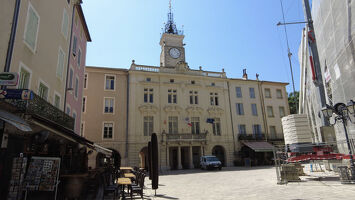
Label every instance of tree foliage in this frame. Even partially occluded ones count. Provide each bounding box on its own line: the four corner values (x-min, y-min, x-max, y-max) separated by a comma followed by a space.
288, 91, 299, 114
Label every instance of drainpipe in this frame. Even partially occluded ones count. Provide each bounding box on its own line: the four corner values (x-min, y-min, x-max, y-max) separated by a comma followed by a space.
258, 81, 268, 140
64, 2, 79, 112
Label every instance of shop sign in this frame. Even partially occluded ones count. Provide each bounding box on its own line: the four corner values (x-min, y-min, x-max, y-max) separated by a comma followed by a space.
0, 89, 33, 100
0, 72, 18, 86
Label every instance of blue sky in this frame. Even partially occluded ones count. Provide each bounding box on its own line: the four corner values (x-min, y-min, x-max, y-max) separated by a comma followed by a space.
82, 0, 306, 93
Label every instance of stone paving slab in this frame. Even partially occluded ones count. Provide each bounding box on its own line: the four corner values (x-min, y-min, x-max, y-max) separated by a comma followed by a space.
139, 166, 355, 200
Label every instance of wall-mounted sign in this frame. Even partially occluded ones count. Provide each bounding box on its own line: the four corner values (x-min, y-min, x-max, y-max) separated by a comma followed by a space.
0, 89, 33, 100
0, 72, 18, 86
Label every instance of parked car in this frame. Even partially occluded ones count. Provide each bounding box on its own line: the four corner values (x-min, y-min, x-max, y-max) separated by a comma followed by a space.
200, 155, 222, 170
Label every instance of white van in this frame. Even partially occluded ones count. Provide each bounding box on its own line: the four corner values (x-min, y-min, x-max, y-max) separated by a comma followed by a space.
200, 155, 222, 170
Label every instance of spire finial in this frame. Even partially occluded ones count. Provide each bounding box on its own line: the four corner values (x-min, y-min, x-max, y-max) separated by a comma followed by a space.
163, 0, 181, 35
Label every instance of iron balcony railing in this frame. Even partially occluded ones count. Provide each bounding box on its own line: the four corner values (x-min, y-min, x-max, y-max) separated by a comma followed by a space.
4, 91, 74, 130
166, 133, 207, 141
238, 133, 266, 141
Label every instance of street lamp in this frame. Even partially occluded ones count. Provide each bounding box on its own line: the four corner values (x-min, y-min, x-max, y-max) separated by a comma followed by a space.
322, 101, 355, 182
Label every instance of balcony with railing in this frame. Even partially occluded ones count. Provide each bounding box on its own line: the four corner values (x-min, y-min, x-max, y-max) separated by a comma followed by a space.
238, 133, 266, 141
3, 91, 74, 130
164, 132, 207, 142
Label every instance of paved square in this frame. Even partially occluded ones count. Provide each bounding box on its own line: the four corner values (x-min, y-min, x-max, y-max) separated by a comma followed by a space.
142, 166, 355, 200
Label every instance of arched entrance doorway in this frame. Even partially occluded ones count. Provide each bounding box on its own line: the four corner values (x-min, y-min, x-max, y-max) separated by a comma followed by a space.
108, 148, 121, 168
139, 147, 149, 169
212, 145, 226, 166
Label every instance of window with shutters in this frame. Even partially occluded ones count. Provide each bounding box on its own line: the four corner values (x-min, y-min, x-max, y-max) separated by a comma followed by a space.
54, 93, 60, 108
105, 75, 115, 90
104, 98, 114, 113
276, 89, 283, 99
72, 111, 76, 126
84, 73, 88, 89
103, 123, 113, 139
168, 116, 178, 134
68, 67, 73, 89
191, 117, 200, 134
72, 36, 77, 56
82, 96, 86, 113
61, 9, 69, 39
77, 49, 81, 66
279, 106, 286, 118
236, 103, 244, 115
143, 116, 154, 136
74, 76, 79, 98
264, 88, 271, 98
267, 106, 274, 117
212, 118, 221, 135
56, 47, 65, 79
236, 87, 242, 98
238, 124, 246, 135
144, 88, 154, 103
251, 104, 258, 116
189, 91, 198, 104
269, 126, 277, 139
252, 124, 262, 136
18, 64, 31, 89
24, 3, 40, 52
210, 93, 219, 106
168, 89, 177, 104
38, 82, 48, 101
249, 87, 255, 98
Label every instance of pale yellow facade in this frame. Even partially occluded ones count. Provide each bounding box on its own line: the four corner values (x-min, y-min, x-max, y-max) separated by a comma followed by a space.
0, 0, 74, 110
82, 67, 128, 167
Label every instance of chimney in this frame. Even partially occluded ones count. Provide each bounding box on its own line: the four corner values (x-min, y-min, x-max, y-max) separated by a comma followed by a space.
242, 69, 248, 80
256, 73, 259, 81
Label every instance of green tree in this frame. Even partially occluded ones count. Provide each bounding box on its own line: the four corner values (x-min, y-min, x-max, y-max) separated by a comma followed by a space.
288, 91, 299, 114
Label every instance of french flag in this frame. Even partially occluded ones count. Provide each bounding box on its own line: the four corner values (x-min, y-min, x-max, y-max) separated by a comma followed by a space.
185, 117, 192, 127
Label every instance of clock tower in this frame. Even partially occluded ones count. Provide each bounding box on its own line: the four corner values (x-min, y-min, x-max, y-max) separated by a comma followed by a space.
159, 1, 186, 68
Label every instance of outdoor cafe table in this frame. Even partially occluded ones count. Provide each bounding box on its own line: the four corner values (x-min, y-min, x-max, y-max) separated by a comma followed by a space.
124, 173, 136, 179
120, 167, 133, 171
117, 178, 132, 199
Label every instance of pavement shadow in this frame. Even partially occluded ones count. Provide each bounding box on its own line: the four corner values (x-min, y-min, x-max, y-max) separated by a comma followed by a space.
154, 194, 179, 199
159, 166, 275, 176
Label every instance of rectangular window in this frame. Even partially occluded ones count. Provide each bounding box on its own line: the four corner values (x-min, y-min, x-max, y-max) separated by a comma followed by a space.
105, 75, 115, 90
61, 9, 69, 39
236, 103, 244, 115
238, 124, 246, 135
19, 67, 31, 89
72, 112, 76, 125
103, 123, 113, 139
210, 93, 219, 106
143, 116, 154, 136
251, 104, 258, 116
252, 124, 262, 136
56, 48, 65, 78
264, 88, 271, 98
69, 68, 73, 89
84, 73, 88, 89
249, 88, 255, 98
82, 96, 86, 113
72, 36, 77, 56
66, 106, 70, 115
270, 126, 277, 139
267, 106, 274, 117
144, 88, 154, 103
191, 117, 200, 134
104, 98, 114, 113
276, 89, 283, 99
236, 87, 242, 98
189, 91, 198, 104
77, 49, 81, 66
168, 89, 177, 104
168, 116, 178, 134
279, 106, 285, 118
38, 82, 48, 100
24, 3, 39, 51
80, 122, 85, 137
212, 118, 221, 136
54, 94, 60, 108
74, 77, 79, 98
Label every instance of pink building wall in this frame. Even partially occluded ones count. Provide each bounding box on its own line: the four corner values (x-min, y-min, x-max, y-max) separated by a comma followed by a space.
66, 5, 91, 134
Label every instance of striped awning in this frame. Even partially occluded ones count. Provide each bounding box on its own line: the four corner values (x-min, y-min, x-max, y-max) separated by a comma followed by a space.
242, 141, 275, 152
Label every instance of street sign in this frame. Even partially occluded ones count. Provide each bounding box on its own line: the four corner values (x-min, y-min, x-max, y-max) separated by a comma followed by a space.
0, 89, 33, 100
0, 72, 18, 86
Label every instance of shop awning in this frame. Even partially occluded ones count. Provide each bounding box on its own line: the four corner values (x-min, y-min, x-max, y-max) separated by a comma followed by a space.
242, 141, 275, 152
92, 143, 112, 157
0, 109, 32, 132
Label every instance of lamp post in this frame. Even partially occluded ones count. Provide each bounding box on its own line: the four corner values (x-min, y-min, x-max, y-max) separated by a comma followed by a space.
322, 100, 355, 181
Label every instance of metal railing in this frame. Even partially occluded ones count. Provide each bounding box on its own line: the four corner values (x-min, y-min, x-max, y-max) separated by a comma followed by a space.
4, 92, 74, 130
166, 133, 207, 141
238, 133, 266, 141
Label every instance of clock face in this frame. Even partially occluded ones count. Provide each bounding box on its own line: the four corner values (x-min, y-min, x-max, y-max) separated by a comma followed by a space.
169, 48, 181, 59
